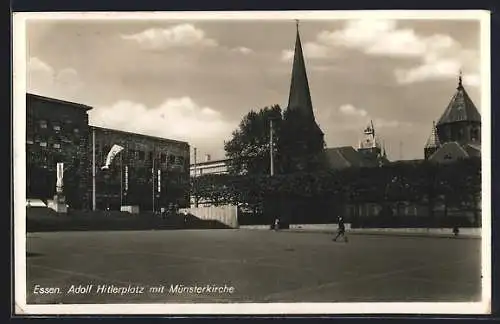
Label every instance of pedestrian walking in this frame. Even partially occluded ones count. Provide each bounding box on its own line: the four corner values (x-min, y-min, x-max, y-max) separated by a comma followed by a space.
453, 225, 460, 237
183, 210, 189, 228
333, 216, 348, 242
274, 218, 280, 231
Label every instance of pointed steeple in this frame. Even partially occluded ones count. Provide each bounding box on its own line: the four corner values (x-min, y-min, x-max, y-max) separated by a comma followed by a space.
437, 71, 481, 126
286, 20, 322, 135
425, 121, 441, 148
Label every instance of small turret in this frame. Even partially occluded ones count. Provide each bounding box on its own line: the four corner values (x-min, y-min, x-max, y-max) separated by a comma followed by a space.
424, 121, 441, 160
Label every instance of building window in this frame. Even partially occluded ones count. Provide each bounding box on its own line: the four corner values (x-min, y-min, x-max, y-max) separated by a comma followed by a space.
53, 143, 61, 149
161, 153, 167, 163
40, 142, 47, 147
168, 155, 175, 164
39, 120, 47, 129
471, 127, 479, 142
53, 125, 61, 132
148, 151, 153, 161
26, 139, 34, 145
138, 150, 145, 161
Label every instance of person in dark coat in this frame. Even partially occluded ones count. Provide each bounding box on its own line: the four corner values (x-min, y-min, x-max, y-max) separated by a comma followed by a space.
333, 216, 348, 242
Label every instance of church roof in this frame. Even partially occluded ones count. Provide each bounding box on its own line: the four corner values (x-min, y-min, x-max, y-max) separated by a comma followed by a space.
463, 143, 481, 158
428, 142, 476, 163
325, 146, 383, 169
287, 21, 323, 136
425, 122, 441, 148
437, 75, 481, 126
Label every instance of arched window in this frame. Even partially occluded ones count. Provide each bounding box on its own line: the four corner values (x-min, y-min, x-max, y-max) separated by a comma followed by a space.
471, 127, 480, 142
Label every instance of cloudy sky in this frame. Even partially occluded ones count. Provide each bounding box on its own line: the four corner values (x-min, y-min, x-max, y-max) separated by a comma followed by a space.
25, 16, 483, 161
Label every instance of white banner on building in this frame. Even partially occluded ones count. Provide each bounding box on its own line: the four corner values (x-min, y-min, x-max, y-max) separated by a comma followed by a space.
157, 169, 161, 193
56, 162, 64, 193
101, 144, 124, 170
124, 165, 129, 191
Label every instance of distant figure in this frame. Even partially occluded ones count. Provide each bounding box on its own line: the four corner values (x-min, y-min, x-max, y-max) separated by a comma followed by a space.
274, 218, 280, 231
183, 210, 189, 227
333, 216, 348, 242
160, 207, 166, 219
453, 226, 460, 237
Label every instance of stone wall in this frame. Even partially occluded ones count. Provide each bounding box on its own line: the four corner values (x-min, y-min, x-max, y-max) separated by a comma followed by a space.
180, 205, 239, 228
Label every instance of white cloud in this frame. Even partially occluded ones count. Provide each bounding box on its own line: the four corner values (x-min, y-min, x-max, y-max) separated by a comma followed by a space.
281, 42, 333, 62
28, 56, 53, 74
300, 19, 479, 86
88, 97, 235, 149
463, 73, 481, 87
394, 58, 462, 84
281, 49, 294, 62
231, 46, 254, 55
27, 57, 83, 99
339, 104, 368, 117
317, 19, 460, 58
120, 24, 218, 50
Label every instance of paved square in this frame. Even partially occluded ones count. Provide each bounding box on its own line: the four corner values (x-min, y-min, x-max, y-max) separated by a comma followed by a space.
26, 229, 481, 304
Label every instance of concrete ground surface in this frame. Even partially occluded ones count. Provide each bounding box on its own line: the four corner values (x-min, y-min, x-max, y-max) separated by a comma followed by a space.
26, 229, 482, 304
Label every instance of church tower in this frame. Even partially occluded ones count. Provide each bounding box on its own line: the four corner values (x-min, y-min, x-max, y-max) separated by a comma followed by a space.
280, 20, 326, 173
424, 121, 441, 160
435, 72, 481, 146
358, 120, 382, 158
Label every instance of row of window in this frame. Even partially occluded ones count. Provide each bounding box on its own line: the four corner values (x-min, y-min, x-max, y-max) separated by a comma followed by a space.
27, 140, 63, 149
37, 120, 80, 134
99, 146, 186, 165
441, 126, 480, 142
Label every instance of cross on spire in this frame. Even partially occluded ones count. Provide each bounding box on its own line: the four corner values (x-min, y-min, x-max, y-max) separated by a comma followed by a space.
458, 69, 463, 89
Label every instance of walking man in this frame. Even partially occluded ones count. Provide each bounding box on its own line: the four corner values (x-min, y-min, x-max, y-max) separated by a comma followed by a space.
274, 218, 280, 231
333, 216, 348, 242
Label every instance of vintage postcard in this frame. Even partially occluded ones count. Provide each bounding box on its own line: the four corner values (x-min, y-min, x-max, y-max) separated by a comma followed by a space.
13, 10, 491, 315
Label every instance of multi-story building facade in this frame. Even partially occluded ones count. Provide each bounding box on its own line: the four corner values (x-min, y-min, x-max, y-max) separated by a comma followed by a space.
190, 155, 230, 177
26, 93, 190, 211
26, 93, 92, 209
90, 126, 190, 211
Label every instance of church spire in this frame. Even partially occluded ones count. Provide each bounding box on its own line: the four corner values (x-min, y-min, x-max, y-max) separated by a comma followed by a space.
425, 121, 440, 148
437, 70, 480, 127
287, 20, 315, 120
457, 69, 463, 89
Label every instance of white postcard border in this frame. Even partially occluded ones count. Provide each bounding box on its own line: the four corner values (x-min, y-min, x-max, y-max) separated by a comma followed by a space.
13, 10, 492, 315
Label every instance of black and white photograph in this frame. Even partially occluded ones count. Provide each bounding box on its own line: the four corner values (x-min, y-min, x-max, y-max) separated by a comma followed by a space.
13, 10, 491, 315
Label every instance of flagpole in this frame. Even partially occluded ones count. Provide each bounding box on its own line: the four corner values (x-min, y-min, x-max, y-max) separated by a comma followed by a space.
152, 149, 155, 213
120, 153, 123, 207
92, 127, 96, 211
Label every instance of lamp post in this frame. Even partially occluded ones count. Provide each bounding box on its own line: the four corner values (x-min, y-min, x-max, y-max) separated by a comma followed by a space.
193, 147, 198, 207
269, 117, 279, 177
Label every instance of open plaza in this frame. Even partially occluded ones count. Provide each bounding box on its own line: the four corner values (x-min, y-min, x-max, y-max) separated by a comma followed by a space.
26, 229, 481, 304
